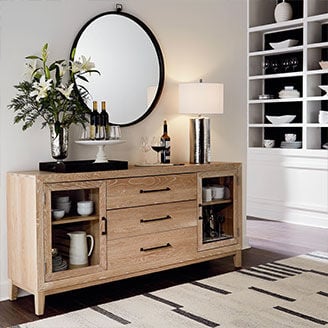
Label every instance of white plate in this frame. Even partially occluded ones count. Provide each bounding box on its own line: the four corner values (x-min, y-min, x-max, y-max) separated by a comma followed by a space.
269, 39, 299, 49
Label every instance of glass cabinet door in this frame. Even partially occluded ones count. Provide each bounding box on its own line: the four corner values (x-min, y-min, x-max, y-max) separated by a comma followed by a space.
43, 180, 107, 282
197, 172, 240, 251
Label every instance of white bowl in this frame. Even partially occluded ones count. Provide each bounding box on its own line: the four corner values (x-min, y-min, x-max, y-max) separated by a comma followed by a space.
266, 115, 296, 125
52, 209, 65, 220
77, 200, 93, 208
264, 139, 275, 148
319, 85, 328, 95
77, 206, 93, 216
319, 61, 328, 70
55, 201, 71, 214
269, 39, 298, 49
55, 196, 70, 203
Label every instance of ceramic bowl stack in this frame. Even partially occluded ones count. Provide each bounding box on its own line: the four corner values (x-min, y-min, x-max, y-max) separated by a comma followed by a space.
54, 196, 71, 215
77, 200, 94, 216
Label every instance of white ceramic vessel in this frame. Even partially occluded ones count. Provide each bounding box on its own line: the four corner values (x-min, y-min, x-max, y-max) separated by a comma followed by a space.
67, 231, 94, 268
274, 0, 293, 22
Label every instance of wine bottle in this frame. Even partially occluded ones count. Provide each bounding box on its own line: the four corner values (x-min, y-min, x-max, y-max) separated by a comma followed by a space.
100, 101, 109, 140
90, 101, 100, 140
160, 120, 170, 163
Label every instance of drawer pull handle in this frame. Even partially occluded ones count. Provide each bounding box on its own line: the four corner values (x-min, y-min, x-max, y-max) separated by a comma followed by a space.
102, 217, 108, 235
140, 187, 171, 193
140, 243, 171, 252
140, 215, 172, 223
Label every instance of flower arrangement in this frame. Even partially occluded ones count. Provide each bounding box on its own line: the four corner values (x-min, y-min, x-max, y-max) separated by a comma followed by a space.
8, 43, 99, 134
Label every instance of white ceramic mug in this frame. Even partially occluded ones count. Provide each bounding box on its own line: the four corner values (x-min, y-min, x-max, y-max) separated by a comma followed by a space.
285, 133, 296, 142
202, 187, 212, 202
211, 185, 225, 200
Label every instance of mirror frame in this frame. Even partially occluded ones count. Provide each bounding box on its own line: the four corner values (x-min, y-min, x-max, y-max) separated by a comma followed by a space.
71, 9, 165, 126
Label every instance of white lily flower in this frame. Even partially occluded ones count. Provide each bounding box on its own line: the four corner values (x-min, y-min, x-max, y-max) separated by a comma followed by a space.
80, 55, 95, 71
56, 83, 74, 99
71, 60, 82, 74
30, 75, 53, 102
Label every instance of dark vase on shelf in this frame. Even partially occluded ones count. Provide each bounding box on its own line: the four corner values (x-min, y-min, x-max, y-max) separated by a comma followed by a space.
49, 124, 69, 161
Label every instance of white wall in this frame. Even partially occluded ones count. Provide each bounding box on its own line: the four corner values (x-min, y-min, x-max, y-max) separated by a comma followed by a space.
0, 0, 247, 300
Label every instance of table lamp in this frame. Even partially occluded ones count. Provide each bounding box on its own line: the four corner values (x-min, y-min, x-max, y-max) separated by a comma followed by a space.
179, 80, 224, 164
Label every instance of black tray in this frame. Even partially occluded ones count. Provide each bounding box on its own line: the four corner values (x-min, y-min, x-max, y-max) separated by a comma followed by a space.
39, 160, 128, 173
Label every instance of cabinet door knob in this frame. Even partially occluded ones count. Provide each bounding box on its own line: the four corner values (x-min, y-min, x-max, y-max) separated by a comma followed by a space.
101, 217, 108, 235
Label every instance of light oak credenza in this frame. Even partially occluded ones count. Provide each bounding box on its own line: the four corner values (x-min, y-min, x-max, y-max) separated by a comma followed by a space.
7, 162, 242, 315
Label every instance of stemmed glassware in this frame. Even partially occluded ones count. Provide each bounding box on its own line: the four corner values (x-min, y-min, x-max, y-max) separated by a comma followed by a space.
140, 136, 151, 164
151, 137, 164, 164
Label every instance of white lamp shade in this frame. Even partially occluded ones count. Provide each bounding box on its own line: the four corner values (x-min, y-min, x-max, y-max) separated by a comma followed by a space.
179, 82, 224, 115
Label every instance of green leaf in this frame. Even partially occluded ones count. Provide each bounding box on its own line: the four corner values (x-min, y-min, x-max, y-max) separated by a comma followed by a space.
70, 48, 76, 60
26, 55, 42, 60
45, 66, 51, 80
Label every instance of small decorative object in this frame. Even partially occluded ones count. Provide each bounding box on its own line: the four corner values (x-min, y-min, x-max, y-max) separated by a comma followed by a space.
8, 43, 99, 161
319, 61, 328, 70
285, 133, 297, 143
319, 110, 328, 124
266, 115, 296, 125
264, 139, 275, 148
319, 85, 328, 96
278, 86, 300, 99
274, 0, 293, 23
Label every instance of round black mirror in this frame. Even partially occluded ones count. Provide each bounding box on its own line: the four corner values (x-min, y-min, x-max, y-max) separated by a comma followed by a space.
71, 9, 164, 126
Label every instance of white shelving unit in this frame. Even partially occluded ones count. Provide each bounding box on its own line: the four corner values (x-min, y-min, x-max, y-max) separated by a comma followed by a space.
247, 0, 328, 150
247, 0, 328, 229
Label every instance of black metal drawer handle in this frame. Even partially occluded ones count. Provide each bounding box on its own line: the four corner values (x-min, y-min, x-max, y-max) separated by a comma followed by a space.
140, 187, 171, 193
140, 215, 172, 223
102, 217, 107, 235
140, 243, 171, 252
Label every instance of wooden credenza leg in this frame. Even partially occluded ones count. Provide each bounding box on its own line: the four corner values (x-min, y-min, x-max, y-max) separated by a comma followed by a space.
9, 281, 18, 301
34, 293, 46, 316
233, 250, 242, 268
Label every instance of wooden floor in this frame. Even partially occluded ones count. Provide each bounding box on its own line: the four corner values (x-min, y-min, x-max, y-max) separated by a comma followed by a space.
0, 217, 327, 328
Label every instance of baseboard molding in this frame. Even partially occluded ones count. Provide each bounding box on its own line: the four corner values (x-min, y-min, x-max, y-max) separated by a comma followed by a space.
247, 196, 328, 228
0, 280, 8, 301
0, 280, 30, 302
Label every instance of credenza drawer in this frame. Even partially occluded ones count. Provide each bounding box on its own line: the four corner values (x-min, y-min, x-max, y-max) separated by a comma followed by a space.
107, 200, 197, 239
107, 173, 196, 209
107, 227, 197, 276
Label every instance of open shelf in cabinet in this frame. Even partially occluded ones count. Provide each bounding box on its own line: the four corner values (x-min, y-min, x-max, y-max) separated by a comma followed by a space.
44, 181, 107, 281
198, 173, 238, 250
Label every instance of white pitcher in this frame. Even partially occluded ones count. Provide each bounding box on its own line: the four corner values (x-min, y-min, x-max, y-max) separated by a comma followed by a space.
67, 231, 94, 268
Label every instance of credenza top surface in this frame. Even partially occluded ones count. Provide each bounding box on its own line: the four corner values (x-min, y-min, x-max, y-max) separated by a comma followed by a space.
7, 162, 242, 183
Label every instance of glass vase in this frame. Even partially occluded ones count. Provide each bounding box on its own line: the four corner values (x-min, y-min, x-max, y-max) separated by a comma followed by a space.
49, 124, 69, 161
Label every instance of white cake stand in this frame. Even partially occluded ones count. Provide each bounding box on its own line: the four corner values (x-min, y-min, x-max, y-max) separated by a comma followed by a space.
75, 139, 126, 163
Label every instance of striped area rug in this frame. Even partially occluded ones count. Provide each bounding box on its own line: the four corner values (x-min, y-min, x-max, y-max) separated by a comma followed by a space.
15, 251, 328, 328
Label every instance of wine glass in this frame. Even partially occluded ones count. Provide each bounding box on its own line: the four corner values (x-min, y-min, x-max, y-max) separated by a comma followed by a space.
282, 57, 290, 72
263, 59, 270, 73
290, 57, 299, 71
151, 138, 165, 164
271, 60, 279, 73
140, 136, 151, 164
